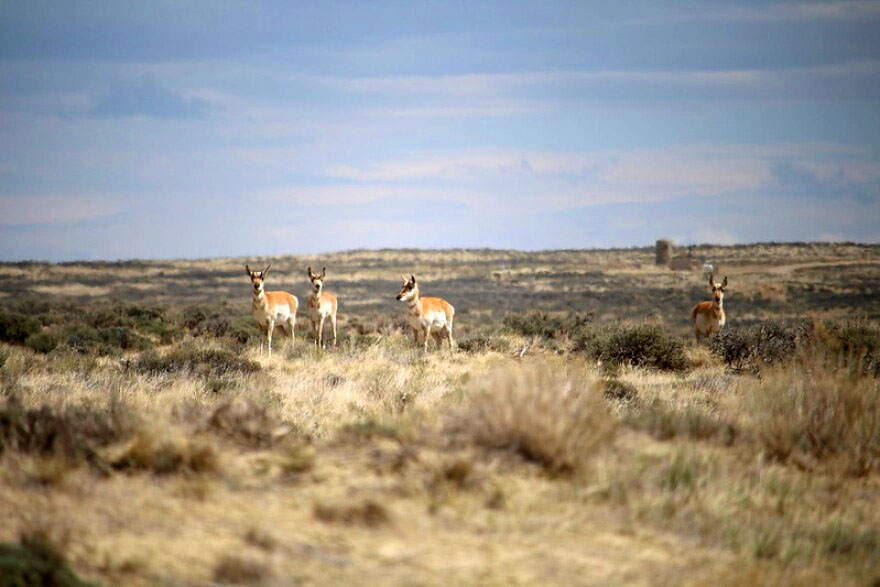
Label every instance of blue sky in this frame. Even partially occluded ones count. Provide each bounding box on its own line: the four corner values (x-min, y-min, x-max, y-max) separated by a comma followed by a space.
1, 1, 879, 261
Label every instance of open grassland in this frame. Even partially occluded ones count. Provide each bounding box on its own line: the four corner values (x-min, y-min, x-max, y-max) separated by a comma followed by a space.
1, 243, 879, 585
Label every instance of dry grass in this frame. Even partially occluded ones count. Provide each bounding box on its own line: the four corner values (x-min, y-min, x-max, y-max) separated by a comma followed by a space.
742, 357, 880, 475
456, 363, 617, 475
0, 244, 879, 585
212, 553, 271, 584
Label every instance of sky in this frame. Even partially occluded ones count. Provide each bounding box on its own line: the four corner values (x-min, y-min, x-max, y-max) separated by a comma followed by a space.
1, 1, 879, 261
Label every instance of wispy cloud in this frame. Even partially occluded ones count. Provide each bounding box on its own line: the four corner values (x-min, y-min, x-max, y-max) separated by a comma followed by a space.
302, 60, 880, 95
0, 195, 123, 226
322, 147, 770, 198
88, 74, 209, 118
628, 1, 880, 25
771, 161, 880, 203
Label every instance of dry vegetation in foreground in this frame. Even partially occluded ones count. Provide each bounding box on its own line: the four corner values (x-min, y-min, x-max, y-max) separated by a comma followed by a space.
0, 243, 879, 585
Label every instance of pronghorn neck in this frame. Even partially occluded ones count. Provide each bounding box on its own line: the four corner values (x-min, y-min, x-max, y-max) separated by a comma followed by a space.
252, 289, 268, 310
407, 286, 421, 311
311, 285, 322, 301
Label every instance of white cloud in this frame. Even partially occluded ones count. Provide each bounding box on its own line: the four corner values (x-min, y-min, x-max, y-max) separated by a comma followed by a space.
817, 232, 849, 242
0, 195, 123, 226
320, 146, 773, 206
687, 228, 739, 246
268, 184, 476, 206
628, 1, 880, 24
299, 60, 880, 96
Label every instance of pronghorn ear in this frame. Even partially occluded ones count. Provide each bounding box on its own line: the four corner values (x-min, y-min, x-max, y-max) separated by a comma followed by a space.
321, 267, 326, 278
722, 276, 728, 288
708, 274, 714, 287
400, 274, 407, 284
245, 264, 252, 276
263, 265, 270, 277
307, 266, 313, 278
410, 274, 416, 284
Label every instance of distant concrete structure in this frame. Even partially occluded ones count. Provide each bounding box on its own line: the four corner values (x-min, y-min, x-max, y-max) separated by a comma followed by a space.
655, 239, 674, 266
670, 245, 697, 271
670, 256, 696, 271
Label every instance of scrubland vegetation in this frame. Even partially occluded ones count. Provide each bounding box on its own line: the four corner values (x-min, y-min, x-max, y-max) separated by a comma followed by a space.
0, 243, 879, 585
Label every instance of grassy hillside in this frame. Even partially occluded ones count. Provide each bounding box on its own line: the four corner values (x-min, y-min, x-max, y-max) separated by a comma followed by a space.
0, 243, 878, 585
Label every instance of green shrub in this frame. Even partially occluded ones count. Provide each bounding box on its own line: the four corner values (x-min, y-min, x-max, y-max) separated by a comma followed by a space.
502, 312, 592, 339
457, 335, 516, 354
208, 399, 294, 447
183, 306, 256, 342
710, 320, 879, 375
0, 534, 94, 587
602, 378, 638, 402
213, 553, 271, 585
88, 304, 164, 329
0, 396, 132, 462
0, 312, 41, 345
337, 417, 404, 443
181, 305, 212, 330
826, 321, 880, 376
63, 325, 102, 354
63, 324, 152, 355
110, 429, 218, 476
25, 332, 59, 354
503, 316, 687, 370
623, 398, 736, 444
194, 316, 232, 338
99, 326, 152, 351
86, 304, 178, 344
128, 344, 260, 378
592, 324, 688, 371
312, 499, 390, 527
710, 320, 813, 372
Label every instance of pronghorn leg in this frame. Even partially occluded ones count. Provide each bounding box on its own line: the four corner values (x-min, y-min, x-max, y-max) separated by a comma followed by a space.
288, 316, 296, 345
331, 314, 337, 347
446, 319, 454, 350
311, 320, 318, 348
411, 328, 419, 346
318, 316, 326, 349
432, 331, 443, 349
267, 320, 274, 356
424, 325, 432, 353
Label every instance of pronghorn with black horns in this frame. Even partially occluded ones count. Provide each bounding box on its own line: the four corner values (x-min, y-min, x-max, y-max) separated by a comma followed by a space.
691, 274, 727, 343
395, 274, 455, 352
246, 264, 298, 356
307, 266, 338, 348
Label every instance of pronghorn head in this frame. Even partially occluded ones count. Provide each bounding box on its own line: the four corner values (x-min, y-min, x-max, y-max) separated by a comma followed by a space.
307, 266, 326, 294
709, 274, 728, 304
396, 274, 418, 302
246, 264, 270, 294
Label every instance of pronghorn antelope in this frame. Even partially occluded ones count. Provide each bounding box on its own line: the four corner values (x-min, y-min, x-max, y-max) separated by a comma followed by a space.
691, 274, 727, 343
395, 274, 455, 352
307, 266, 338, 348
246, 264, 298, 356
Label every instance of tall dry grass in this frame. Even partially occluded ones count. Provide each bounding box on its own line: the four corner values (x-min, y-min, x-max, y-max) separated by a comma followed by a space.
455, 364, 616, 475
743, 355, 880, 475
